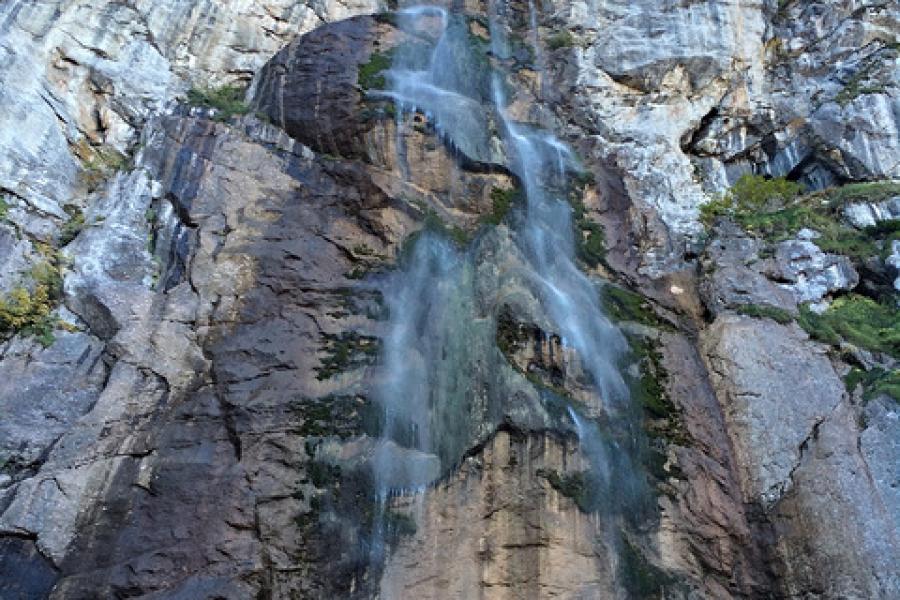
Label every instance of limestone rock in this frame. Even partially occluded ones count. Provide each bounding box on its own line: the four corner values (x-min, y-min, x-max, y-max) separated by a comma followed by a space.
701, 315, 845, 506
772, 239, 860, 303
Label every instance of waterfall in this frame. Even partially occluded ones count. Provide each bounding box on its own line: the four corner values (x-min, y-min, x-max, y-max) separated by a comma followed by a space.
368, 2, 653, 584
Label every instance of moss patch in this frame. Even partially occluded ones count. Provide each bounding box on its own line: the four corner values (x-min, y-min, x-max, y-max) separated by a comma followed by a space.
619, 536, 672, 599
568, 185, 607, 268
628, 335, 690, 449
186, 84, 249, 121
797, 295, 899, 359
705, 178, 900, 262
736, 303, 793, 325
58, 205, 85, 246
538, 468, 596, 512
547, 31, 575, 50
845, 367, 900, 403
481, 186, 521, 226
700, 174, 802, 227
291, 394, 384, 438
315, 332, 381, 380
76, 141, 128, 191
358, 49, 394, 91
601, 285, 665, 328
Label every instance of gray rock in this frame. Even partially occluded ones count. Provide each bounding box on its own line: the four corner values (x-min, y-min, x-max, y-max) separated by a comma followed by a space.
700, 225, 797, 315
772, 400, 900, 598
888, 239, 900, 291
772, 239, 860, 303
0, 331, 106, 475
843, 195, 900, 229
701, 315, 845, 506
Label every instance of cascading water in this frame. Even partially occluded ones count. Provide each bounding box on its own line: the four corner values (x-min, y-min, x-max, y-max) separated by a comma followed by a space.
367, 2, 655, 592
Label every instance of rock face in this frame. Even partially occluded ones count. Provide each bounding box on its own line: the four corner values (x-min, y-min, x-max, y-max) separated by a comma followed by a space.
0, 0, 898, 599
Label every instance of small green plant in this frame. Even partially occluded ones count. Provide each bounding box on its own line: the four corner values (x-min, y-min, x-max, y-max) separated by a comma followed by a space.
0, 259, 64, 347
383, 510, 417, 545
835, 61, 887, 106
481, 186, 519, 226
736, 303, 794, 325
352, 243, 374, 256
619, 536, 673, 599
700, 174, 802, 226
798, 295, 899, 358
539, 468, 592, 511
601, 285, 663, 328
845, 367, 900, 402
315, 332, 381, 380
58, 205, 85, 246
186, 84, 249, 121
568, 189, 607, 267
703, 178, 900, 262
77, 140, 128, 190
547, 31, 575, 50
0, 197, 8, 221
357, 50, 394, 91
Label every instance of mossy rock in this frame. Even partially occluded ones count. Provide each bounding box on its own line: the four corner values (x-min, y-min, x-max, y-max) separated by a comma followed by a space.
186, 84, 249, 121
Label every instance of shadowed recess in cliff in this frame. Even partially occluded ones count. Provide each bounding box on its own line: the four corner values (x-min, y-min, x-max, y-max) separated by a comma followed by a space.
365, 3, 657, 593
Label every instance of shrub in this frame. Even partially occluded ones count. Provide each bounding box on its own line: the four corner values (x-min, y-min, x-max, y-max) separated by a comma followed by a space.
0, 258, 67, 347
568, 191, 607, 267
58, 205, 85, 246
481, 186, 520, 226
79, 142, 128, 190
186, 84, 249, 121
0, 197, 8, 220
845, 367, 900, 402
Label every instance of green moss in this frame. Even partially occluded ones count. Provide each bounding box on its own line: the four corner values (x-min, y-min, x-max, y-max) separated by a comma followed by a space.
619, 536, 672, 599
736, 303, 794, 325
798, 295, 899, 358
539, 469, 596, 512
700, 174, 802, 227
0, 197, 8, 221
568, 188, 607, 267
383, 510, 417, 545
706, 178, 900, 262
481, 186, 520, 226
845, 367, 900, 403
58, 205, 85, 246
186, 84, 249, 121
601, 285, 662, 328
547, 31, 575, 50
835, 60, 888, 106
415, 206, 470, 247
628, 335, 690, 448
308, 461, 342, 487
358, 50, 394, 91
315, 332, 381, 380
352, 243, 374, 256
78, 141, 128, 190
825, 181, 900, 207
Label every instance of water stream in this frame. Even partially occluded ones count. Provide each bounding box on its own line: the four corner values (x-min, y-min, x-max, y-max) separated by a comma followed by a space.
367, 2, 653, 587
